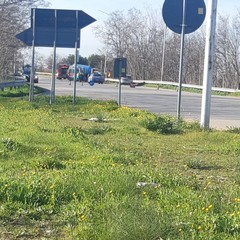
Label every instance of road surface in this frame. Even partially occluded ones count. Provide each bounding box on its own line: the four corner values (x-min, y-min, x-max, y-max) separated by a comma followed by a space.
36, 77, 240, 130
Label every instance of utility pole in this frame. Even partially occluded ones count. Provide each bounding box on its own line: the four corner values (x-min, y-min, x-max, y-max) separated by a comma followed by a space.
29, 8, 35, 102
201, 0, 218, 129
176, 0, 186, 120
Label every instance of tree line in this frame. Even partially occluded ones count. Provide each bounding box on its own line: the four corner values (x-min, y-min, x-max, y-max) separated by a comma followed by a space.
0, 0, 49, 80
96, 8, 240, 89
0, 0, 107, 77
1, 1, 240, 89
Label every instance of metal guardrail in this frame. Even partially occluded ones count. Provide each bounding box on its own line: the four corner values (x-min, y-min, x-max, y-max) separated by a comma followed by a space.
0, 79, 27, 90
36, 72, 240, 94
105, 78, 240, 93
36, 72, 51, 76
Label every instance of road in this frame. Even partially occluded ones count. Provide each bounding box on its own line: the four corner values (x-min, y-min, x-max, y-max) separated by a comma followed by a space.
36, 76, 240, 130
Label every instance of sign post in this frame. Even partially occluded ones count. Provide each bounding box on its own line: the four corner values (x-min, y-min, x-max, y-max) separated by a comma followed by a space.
29, 8, 35, 102
201, 0, 218, 129
177, 0, 186, 120
73, 10, 79, 105
118, 59, 122, 106
114, 58, 127, 106
50, 9, 57, 104
16, 8, 96, 103
162, 0, 206, 119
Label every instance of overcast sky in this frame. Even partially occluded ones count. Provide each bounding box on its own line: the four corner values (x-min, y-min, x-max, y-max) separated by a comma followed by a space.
35, 0, 240, 58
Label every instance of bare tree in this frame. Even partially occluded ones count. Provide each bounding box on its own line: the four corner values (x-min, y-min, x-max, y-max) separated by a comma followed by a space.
95, 10, 132, 58
183, 29, 205, 85
0, 0, 49, 80
95, 6, 240, 89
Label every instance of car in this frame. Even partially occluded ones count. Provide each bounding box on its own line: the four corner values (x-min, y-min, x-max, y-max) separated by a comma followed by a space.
88, 72, 105, 84
34, 75, 39, 83
22, 64, 39, 83
23, 74, 39, 83
120, 75, 133, 85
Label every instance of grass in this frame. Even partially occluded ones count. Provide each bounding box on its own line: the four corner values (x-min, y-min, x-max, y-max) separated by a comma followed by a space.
0, 85, 44, 97
0, 89, 240, 239
146, 83, 240, 97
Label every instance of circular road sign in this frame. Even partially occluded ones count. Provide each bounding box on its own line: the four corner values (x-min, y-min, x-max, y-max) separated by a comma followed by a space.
162, 0, 206, 34
89, 80, 94, 86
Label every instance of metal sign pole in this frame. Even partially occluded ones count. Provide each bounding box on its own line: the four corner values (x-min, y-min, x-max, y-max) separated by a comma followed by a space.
118, 58, 122, 106
29, 8, 35, 102
50, 9, 57, 104
177, 0, 187, 120
104, 50, 107, 78
201, 0, 218, 128
73, 10, 79, 105
160, 25, 167, 82
158, 25, 167, 90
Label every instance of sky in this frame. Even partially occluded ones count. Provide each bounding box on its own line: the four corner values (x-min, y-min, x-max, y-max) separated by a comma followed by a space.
35, 0, 240, 58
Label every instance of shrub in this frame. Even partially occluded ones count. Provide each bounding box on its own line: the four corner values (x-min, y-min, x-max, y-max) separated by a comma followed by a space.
142, 115, 183, 134
1, 138, 19, 151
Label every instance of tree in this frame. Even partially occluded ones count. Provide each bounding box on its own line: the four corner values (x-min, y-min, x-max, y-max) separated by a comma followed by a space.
88, 54, 104, 69
62, 54, 89, 65
65, 54, 75, 65
95, 10, 133, 57
95, 8, 168, 80
95, 6, 240, 88
0, 0, 49, 80
78, 56, 88, 65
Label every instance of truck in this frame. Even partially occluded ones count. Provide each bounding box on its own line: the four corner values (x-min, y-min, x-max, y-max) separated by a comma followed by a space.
56, 64, 69, 79
68, 64, 92, 82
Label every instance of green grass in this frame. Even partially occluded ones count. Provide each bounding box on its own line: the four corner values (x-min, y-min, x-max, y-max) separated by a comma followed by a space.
0, 85, 44, 97
0, 94, 240, 239
146, 83, 240, 97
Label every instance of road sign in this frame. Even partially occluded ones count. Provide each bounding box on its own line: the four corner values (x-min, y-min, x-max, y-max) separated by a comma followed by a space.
162, 0, 206, 34
89, 80, 94, 86
31, 8, 55, 28
16, 27, 80, 48
31, 9, 96, 30
113, 58, 127, 79
16, 8, 96, 48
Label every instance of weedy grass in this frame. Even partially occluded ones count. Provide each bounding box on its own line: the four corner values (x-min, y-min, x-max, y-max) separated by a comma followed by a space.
0, 94, 240, 239
146, 83, 240, 97
0, 85, 44, 98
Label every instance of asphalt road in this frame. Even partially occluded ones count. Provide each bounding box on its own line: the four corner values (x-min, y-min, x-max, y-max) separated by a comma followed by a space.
36, 76, 240, 130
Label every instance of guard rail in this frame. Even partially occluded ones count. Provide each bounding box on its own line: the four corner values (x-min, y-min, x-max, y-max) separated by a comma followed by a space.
105, 78, 240, 93
36, 72, 240, 94
0, 79, 27, 91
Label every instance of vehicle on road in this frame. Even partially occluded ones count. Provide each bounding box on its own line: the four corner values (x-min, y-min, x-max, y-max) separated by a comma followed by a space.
88, 71, 105, 84
56, 64, 69, 79
22, 64, 39, 83
24, 75, 39, 83
68, 64, 92, 82
121, 75, 133, 85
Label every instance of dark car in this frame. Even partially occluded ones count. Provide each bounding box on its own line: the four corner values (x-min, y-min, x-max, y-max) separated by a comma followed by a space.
88, 72, 105, 84
24, 74, 39, 83
121, 75, 133, 85
22, 64, 38, 83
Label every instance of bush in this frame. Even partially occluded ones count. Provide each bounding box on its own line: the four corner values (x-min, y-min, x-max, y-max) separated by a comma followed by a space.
142, 115, 183, 134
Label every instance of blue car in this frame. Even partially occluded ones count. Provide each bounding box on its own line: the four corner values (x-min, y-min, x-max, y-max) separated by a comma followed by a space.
88, 72, 105, 84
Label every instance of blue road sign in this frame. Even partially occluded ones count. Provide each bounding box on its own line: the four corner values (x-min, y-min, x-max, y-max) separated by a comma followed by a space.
114, 58, 127, 79
162, 0, 206, 34
89, 80, 94, 86
16, 27, 80, 48
31, 9, 96, 30
16, 8, 96, 48
31, 8, 55, 28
